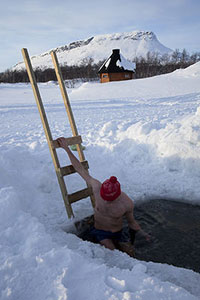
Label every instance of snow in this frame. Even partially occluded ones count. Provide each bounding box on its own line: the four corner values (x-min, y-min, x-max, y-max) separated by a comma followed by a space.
13, 30, 172, 71
116, 54, 136, 71
1, 62, 200, 299
105, 58, 111, 69
103, 53, 136, 72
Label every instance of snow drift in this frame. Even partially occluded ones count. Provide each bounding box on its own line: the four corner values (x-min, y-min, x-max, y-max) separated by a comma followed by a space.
0, 62, 200, 299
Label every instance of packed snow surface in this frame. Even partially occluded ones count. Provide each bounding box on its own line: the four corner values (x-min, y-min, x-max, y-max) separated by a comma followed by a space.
1, 62, 200, 299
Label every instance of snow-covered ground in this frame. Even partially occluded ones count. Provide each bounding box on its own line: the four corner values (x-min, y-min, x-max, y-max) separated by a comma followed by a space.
1, 62, 200, 299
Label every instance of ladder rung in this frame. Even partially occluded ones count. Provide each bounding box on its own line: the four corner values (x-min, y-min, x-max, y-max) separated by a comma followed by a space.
51, 135, 82, 149
60, 161, 89, 176
68, 187, 93, 204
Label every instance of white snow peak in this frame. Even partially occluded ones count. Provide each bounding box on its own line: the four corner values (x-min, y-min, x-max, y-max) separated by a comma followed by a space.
13, 30, 172, 71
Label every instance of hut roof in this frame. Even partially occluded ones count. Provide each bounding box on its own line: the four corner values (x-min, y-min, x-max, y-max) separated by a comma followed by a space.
98, 49, 136, 73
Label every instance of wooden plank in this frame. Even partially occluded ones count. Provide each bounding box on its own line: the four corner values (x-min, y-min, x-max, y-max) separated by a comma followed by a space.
68, 187, 93, 204
51, 51, 96, 208
51, 135, 82, 149
21, 48, 74, 218
50, 51, 85, 162
60, 161, 89, 176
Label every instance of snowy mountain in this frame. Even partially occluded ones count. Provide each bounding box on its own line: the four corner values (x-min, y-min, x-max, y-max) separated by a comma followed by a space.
13, 30, 172, 71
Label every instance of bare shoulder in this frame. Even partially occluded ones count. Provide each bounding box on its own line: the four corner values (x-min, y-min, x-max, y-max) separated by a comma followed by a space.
121, 191, 134, 211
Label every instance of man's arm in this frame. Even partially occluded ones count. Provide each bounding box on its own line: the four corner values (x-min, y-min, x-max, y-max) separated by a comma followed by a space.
124, 194, 150, 242
56, 137, 100, 187
125, 204, 142, 231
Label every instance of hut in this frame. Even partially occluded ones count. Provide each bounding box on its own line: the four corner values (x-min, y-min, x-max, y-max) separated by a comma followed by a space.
98, 49, 136, 83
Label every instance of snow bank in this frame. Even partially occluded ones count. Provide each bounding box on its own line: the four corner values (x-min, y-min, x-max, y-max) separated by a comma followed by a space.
91, 108, 200, 202
1, 63, 200, 299
172, 61, 200, 78
70, 63, 200, 102
0, 184, 199, 300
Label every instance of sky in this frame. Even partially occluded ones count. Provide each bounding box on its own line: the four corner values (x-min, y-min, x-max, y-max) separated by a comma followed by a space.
0, 0, 200, 72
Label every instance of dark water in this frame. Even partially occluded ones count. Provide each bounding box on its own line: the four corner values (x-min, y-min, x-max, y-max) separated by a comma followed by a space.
75, 199, 200, 273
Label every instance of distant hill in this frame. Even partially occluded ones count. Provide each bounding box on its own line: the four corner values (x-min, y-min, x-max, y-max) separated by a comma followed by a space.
13, 30, 173, 71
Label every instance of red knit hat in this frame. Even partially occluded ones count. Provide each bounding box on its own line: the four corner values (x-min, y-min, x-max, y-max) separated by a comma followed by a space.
100, 176, 121, 201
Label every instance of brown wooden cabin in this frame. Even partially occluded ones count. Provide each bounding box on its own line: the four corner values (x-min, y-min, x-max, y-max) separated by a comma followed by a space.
98, 49, 136, 83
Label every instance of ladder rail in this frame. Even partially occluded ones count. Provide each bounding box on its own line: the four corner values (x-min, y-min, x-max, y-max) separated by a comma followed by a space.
21, 48, 95, 218
50, 50, 95, 208
21, 48, 74, 218
50, 51, 84, 161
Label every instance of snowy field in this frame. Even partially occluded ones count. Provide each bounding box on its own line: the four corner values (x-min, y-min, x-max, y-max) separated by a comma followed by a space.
1, 62, 200, 299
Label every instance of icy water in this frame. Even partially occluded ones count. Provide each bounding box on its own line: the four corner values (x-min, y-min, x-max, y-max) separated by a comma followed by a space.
75, 199, 200, 273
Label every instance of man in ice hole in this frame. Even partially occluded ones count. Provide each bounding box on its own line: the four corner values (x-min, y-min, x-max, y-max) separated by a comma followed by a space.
57, 137, 150, 257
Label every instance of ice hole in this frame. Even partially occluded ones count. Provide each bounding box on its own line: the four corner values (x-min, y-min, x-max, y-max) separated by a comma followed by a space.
75, 199, 200, 273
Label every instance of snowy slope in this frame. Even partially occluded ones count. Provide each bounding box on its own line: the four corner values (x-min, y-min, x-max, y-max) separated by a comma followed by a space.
70, 61, 200, 102
13, 30, 172, 71
0, 63, 200, 299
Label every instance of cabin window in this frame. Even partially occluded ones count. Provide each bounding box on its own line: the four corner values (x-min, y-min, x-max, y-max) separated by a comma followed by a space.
103, 74, 108, 78
125, 74, 131, 78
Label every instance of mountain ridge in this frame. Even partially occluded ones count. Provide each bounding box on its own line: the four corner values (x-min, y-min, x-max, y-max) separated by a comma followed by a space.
14, 30, 173, 71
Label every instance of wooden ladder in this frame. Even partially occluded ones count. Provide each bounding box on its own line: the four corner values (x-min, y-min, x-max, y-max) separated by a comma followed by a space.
21, 48, 95, 218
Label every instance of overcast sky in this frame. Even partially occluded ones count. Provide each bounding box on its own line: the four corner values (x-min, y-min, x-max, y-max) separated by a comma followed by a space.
1, 0, 200, 72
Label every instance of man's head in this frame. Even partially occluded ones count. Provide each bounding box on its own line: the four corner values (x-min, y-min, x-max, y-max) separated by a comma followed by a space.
100, 176, 121, 201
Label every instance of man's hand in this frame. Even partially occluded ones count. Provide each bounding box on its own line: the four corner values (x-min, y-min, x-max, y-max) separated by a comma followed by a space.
129, 228, 151, 244
140, 230, 151, 242
56, 137, 69, 150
